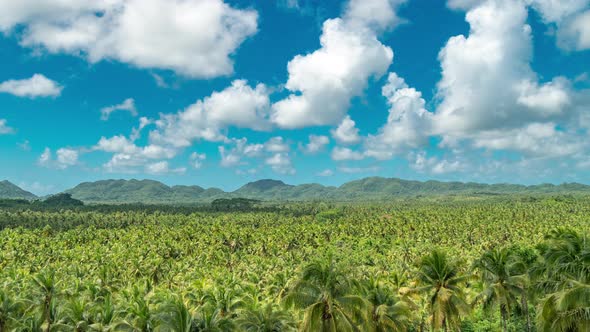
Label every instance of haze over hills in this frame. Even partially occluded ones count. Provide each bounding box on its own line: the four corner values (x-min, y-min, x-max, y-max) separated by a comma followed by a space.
2, 177, 590, 204
0, 180, 37, 200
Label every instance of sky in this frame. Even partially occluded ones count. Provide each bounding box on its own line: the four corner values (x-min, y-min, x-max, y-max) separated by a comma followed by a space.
0, 0, 589, 195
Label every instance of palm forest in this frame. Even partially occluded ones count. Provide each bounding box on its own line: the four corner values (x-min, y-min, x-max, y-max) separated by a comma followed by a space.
0, 195, 588, 332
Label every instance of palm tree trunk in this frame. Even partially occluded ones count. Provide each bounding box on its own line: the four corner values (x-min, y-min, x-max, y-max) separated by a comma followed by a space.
521, 293, 531, 332
500, 306, 508, 332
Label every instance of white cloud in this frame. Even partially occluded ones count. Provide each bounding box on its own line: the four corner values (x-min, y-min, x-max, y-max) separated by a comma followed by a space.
0, 74, 62, 98
265, 136, 290, 153
338, 166, 380, 173
344, 0, 407, 32
410, 152, 464, 174
39, 148, 51, 166
331, 115, 361, 144
265, 153, 295, 175
331, 147, 365, 161
1, 0, 258, 78
0, 119, 14, 134
150, 80, 270, 148
39, 147, 79, 169
317, 169, 334, 176
145, 161, 186, 175
271, 0, 400, 128
471, 123, 584, 158
301, 135, 329, 154
100, 98, 138, 121
364, 73, 433, 160
56, 148, 79, 168
530, 0, 589, 23
433, 0, 575, 147
219, 146, 242, 168
95, 134, 177, 173
190, 152, 206, 169
557, 10, 590, 51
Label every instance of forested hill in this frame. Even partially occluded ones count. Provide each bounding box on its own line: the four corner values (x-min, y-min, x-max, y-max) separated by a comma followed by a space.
46, 177, 590, 204
0, 180, 37, 199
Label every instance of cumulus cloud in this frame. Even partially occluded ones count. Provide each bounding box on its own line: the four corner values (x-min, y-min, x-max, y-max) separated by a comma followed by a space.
190, 152, 206, 169
265, 136, 291, 153
331, 115, 361, 145
525, 0, 590, 51
556, 10, 590, 51
95, 134, 176, 173
100, 98, 138, 121
150, 80, 270, 148
0, 119, 14, 134
265, 153, 295, 175
410, 152, 464, 174
331, 147, 365, 161
145, 161, 186, 175
0, 74, 62, 98
0, 0, 258, 78
271, 0, 401, 128
364, 73, 433, 160
38, 147, 79, 169
425, 0, 584, 160
301, 135, 329, 154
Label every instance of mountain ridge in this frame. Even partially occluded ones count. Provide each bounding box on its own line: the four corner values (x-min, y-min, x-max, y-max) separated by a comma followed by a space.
65, 177, 590, 203
3, 177, 590, 203
0, 180, 37, 200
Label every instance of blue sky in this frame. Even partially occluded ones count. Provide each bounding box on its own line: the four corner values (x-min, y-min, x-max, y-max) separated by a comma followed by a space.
0, 0, 589, 195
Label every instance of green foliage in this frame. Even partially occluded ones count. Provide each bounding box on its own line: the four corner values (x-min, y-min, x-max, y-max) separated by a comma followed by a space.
43, 193, 84, 207
0, 198, 587, 331
35, 177, 590, 204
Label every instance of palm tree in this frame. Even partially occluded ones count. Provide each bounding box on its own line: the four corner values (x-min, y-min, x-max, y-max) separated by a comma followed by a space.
120, 288, 157, 332
156, 296, 194, 332
537, 280, 590, 332
535, 229, 590, 331
58, 297, 93, 331
0, 287, 24, 332
237, 302, 296, 332
360, 278, 412, 332
283, 259, 367, 331
473, 248, 527, 332
415, 250, 470, 331
192, 306, 235, 332
32, 270, 58, 332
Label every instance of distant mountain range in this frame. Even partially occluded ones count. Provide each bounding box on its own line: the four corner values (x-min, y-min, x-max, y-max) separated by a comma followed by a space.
0, 181, 37, 200
2, 177, 590, 204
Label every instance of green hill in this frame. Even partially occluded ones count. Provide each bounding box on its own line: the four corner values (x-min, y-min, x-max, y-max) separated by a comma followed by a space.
66, 179, 223, 204
62, 177, 590, 204
0, 181, 37, 199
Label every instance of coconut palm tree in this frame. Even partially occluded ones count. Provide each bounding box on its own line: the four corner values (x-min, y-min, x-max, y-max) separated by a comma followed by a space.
155, 296, 194, 332
32, 270, 58, 332
192, 306, 235, 332
535, 229, 590, 331
360, 278, 412, 332
237, 302, 296, 332
119, 287, 157, 332
473, 248, 528, 332
0, 287, 24, 332
415, 250, 470, 331
283, 259, 367, 331
537, 280, 590, 332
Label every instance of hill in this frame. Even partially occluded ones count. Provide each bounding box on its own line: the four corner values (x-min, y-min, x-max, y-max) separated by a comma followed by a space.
66, 179, 224, 204
60, 177, 590, 204
0, 181, 37, 199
